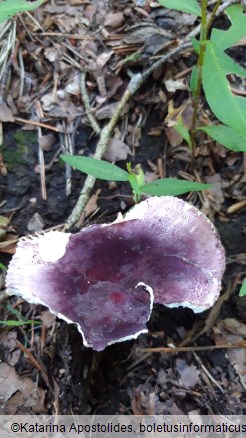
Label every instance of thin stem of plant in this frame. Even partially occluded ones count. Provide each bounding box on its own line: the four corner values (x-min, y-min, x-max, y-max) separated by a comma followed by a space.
207, 0, 223, 33
190, 0, 230, 160
190, 0, 208, 160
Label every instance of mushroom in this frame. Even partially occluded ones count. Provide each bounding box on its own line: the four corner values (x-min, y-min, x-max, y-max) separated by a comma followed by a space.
6, 197, 225, 351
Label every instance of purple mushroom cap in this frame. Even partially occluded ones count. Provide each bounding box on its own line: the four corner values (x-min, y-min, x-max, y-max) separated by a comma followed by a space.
6, 196, 225, 351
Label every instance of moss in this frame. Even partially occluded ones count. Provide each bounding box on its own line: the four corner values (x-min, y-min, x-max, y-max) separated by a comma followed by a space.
0, 130, 37, 171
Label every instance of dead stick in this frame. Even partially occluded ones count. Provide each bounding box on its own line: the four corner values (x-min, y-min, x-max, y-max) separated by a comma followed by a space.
80, 71, 100, 135
140, 341, 246, 353
14, 117, 61, 132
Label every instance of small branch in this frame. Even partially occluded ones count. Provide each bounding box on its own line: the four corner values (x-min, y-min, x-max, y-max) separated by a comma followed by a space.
14, 117, 62, 132
190, 0, 208, 158
80, 71, 100, 135
141, 341, 246, 353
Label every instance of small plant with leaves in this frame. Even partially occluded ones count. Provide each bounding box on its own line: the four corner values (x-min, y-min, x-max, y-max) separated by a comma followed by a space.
61, 154, 211, 202
159, 0, 246, 154
159, 1, 246, 296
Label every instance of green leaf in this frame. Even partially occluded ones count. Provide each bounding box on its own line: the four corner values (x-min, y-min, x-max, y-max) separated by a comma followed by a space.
60, 155, 129, 181
239, 278, 246, 297
173, 116, 192, 147
128, 173, 141, 195
158, 0, 201, 16
191, 37, 200, 55
198, 125, 246, 152
0, 262, 6, 270
140, 178, 211, 196
203, 41, 246, 135
0, 320, 40, 326
211, 5, 246, 51
213, 47, 246, 79
0, 0, 44, 23
6, 303, 28, 320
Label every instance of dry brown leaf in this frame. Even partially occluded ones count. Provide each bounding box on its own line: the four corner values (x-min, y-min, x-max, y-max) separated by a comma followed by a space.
103, 138, 132, 161
0, 238, 18, 255
165, 78, 187, 93
126, 125, 142, 148
0, 331, 21, 367
84, 188, 101, 218
84, 4, 97, 21
0, 103, 14, 122
0, 363, 46, 414
124, 24, 171, 54
144, 171, 159, 183
176, 358, 200, 388
212, 319, 246, 386
205, 173, 224, 212
44, 47, 58, 62
38, 133, 56, 151
95, 102, 119, 120
104, 12, 124, 28
106, 74, 123, 99
165, 101, 193, 147
27, 213, 45, 233
96, 51, 114, 69
65, 74, 81, 96
40, 310, 57, 328
0, 153, 7, 176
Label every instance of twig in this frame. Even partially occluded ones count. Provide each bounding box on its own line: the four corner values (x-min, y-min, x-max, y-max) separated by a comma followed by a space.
14, 117, 63, 132
217, 0, 240, 13
0, 20, 16, 82
31, 32, 93, 40
36, 100, 47, 200
61, 121, 73, 196
140, 341, 246, 353
193, 352, 224, 392
18, 46, 24, 98
80, 71, 100, 135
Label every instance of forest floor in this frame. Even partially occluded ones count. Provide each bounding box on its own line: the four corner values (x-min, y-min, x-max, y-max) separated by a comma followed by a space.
0, 0, 245, 416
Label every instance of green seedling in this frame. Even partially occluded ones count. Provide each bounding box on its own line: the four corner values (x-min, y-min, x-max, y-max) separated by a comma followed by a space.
0, 262, 6, 270
0, 0, 44, 23
0, 303, 41, 327
61, 154, 211, 202
0, 319, 40, 326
